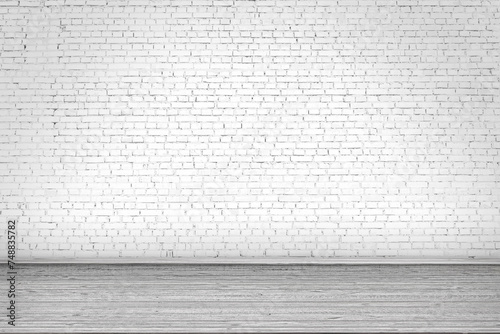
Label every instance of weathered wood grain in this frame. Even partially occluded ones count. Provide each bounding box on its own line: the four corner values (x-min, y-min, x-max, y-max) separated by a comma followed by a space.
2, 264, 499, 333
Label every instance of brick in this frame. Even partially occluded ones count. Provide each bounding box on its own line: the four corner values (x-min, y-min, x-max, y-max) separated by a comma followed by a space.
1, 0, 498, 260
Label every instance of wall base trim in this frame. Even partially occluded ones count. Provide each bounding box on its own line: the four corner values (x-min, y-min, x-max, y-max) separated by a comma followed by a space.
15, 257, 500, 265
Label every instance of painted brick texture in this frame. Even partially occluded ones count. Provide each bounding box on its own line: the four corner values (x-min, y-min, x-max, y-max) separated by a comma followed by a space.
1, 0, 499, 259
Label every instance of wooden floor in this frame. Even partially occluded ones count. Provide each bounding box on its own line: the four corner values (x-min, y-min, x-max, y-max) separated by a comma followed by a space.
4, 264, 500, 333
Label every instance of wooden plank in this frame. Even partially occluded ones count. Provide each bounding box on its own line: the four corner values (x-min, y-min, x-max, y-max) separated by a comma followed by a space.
2, 264, 499, 333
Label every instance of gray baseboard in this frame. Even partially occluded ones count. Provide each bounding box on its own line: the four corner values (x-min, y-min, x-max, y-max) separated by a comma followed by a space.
16, 257, 500, 265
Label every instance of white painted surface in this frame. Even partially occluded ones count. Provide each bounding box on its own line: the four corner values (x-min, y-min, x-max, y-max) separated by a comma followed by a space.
0, 0, 499, 259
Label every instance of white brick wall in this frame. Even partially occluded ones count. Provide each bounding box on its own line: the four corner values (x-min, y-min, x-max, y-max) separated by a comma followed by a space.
1, 0, 499, 259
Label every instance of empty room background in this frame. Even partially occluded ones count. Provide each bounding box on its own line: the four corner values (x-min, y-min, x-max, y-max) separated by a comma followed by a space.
1, 0, 499, 260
